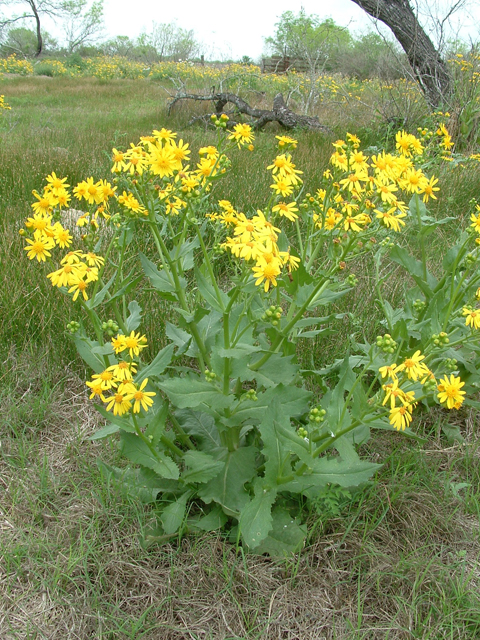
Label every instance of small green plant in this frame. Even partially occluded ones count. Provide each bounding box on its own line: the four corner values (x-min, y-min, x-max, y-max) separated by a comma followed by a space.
21, 122, 480, 555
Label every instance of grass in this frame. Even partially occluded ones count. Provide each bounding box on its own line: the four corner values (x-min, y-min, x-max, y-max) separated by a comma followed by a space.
1, 75, 480, 639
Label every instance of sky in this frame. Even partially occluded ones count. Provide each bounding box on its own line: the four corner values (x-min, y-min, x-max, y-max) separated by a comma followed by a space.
5, 0, 480, 60
100, 0, 372, 60
99, 0, 480, 60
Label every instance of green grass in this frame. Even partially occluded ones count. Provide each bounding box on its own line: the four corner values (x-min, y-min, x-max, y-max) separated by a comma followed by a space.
1, 75, 480, 639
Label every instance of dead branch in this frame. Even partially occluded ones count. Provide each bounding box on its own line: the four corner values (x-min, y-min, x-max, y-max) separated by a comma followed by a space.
168, 91, 332, 133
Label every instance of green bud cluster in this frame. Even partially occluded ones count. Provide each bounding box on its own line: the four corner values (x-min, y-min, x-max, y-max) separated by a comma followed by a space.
432, 331, 449, 346
444, 357, 458, 372
204, 369, 217, 382
309, 406, 326, 423
297, 427, 309, 439
262, 305, 282, 327
66, 320, 80, 334
380, 236, 395, 248
423, 376, 437, 392
375, 333, 397, 354
243, 388, 258, 402
346, 274, 358, 286
413, 298, 426, 312
210, 113, 229, 128
213, 243, 226, 255
464, 253, 477, 268
102, 319, 119, 336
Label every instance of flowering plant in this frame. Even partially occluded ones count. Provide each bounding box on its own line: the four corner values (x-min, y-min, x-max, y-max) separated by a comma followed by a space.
22, 120, 480, 554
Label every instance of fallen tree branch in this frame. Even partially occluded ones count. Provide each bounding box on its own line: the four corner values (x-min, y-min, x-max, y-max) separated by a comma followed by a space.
168, 91, 332, 133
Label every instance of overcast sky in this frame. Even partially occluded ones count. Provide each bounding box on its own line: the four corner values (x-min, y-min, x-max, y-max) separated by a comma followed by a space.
99, 0, 480, 60
98, 0, 371, 60
5, 0, 480, 59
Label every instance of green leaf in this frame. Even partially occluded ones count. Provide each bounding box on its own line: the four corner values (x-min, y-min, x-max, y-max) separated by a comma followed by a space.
98, 462, 177, 503
137, 343, 175, 382
160, 492, 189, 535
195, 267, 229, 312
198, 446, 258, 515
442, 423, 465, 444
389, 245, 437, 298
165, 322, 192, 356
73, 335, 112, 373
119, 431, 179, 479
253, 508, 307, 557
139, 252, 177, 301
90, 422, 121, 440
182, 450, 225, 484
144, 400, 170, 445
175, 409, 221, 449
86, 273, 115, 309
252, 353, 299, 388
126, 300, 142, 332
238, 480, 277, 549
189, 505, 228, 532
159, 376, 232, 412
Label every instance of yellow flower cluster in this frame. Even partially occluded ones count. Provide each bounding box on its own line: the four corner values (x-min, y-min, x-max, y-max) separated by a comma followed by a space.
86, 332, 154, 416
87, 368, 155, 416
0, 54, 33, 75
379, 349, 465, 429
0, 95, 11, 111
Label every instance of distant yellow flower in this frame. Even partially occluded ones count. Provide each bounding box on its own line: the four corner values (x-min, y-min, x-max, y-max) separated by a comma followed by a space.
463, 307, 480, 329
271, 201, 298, 221
107, 360, 137, 382
228, 123, 254, 147
275, 135, 297, 148
124, 378, 156, 413
252, 256, 282, 292
68, 275, 89, 301
153, 128, 177, 141
437, 374, 466, 409
389, 404, 413, 430
270, 176, 294, 197
375, 208, 406, 232
104, 384, 132, 416
396, 350, 429, 381
117, 331, 148, 358
23, 231, 55, 262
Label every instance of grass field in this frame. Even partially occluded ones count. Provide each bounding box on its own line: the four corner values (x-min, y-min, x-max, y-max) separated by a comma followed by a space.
1, 74, 480, 639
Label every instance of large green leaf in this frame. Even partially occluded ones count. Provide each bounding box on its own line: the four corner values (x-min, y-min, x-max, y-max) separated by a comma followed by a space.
195, 267, 229, 312
198, 446, 258, 515
159, 376, 232, 411
238, 480, 277, 549
252, 353, 299, 388
253, 508, 307, 557
188, 505, 228, 532
175, 409, 221, 449
126, 300, 142, 332
139, 252, 177, 300
160, 492, 190, 535
73, 335, 112, 373
137, 343, 175, 382
389, 245, 438, 298
182, 450, 225, 484
119, 431, 179, 479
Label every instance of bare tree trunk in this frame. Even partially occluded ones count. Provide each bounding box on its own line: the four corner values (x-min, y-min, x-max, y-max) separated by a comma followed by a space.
350, 0, 451, 109
28, 0, 43, 57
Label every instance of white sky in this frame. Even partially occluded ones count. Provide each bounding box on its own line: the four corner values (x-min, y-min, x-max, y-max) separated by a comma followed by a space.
100, 0, 372, 60
5, 0, 480, 60
99, 0, 480, 60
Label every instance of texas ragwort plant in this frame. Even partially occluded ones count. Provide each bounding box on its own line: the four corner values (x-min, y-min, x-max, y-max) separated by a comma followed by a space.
22, 120, 480, 554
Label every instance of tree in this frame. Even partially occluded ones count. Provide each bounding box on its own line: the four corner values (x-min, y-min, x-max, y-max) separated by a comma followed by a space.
0, 0, 103, 57
349, 0, 452, 109
136, 22, 200, 63
61, 0, 103, 53
265, 10, 352, 73
0, 24, 56, 55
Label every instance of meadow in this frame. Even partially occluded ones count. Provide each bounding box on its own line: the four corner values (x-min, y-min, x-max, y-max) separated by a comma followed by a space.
1, 68, 480, 639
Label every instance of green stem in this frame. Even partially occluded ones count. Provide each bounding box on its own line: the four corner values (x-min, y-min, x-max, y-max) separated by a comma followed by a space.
414, 193, 427, 280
